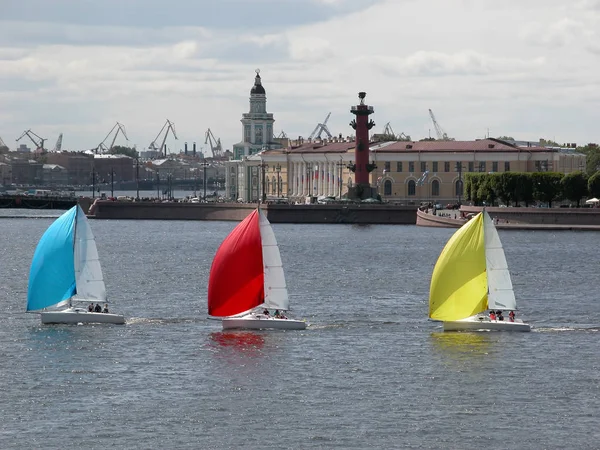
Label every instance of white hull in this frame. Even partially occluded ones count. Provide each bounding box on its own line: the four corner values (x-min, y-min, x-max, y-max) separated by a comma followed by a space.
40, 308, 125, 325
442, 315, 530, 332
222, 313, 306, 330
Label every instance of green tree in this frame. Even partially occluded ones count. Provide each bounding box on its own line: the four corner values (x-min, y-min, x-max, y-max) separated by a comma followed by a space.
539, 138, 560, 147
587, 172, 600, 198
561, 171, 588, 207
516, 173, 534, 206
496, 136, 514, 141
532, 172, 563, 207
578, 144, 600, 176
477, 175, 498, 206
109, 145, 138, 158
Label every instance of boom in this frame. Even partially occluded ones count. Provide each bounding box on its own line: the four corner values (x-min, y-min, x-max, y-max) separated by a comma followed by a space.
97, 122, 129, 154
149, 120, 177, 157
308, 112, 333, 140
204, 128, 223, 158
428, 109, 451, 141
16, 129, 46, 151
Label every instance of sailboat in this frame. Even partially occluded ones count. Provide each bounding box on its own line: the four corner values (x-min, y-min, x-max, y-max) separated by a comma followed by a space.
429, 210, 530, 332
208, 208, 306, 330
27, 205, 125, 325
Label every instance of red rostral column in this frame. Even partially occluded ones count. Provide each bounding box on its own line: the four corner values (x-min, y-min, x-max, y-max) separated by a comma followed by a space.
350, 91, 375, 187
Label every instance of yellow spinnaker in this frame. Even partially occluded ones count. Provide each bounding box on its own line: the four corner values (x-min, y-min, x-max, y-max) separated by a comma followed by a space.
429, 212, 488, 321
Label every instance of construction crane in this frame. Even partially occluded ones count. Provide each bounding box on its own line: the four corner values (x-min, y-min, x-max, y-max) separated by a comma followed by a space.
96, 122, 129, 154
0, 136, 7, 151
204, 128, 223, 158
149, 119, 177, 157
277, 130, 288, 139
16, 129, 46, 152
308, 112, 333, 140
53, 133, 63, 152
428, 109, 452, 141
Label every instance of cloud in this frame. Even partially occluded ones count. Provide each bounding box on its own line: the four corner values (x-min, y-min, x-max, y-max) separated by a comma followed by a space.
1, 0, 600, 150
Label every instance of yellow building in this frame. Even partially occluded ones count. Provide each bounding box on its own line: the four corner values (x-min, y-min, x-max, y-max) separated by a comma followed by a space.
225, 138, 585, 204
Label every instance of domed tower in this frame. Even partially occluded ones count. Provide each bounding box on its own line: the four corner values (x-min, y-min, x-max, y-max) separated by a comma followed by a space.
233, 69, 277, 160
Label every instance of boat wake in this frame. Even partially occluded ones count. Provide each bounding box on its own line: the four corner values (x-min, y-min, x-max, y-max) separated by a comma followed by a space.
533, 326, 599, 333
125, 317, 208, 325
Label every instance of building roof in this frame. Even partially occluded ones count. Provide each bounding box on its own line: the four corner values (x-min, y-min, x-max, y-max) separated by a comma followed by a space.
250, 70, 266, 95
371, 138, 557, 153
287, 140, 355, 154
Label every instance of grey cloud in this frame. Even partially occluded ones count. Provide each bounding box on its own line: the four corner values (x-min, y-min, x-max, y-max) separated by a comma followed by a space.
1, 0, 381, 30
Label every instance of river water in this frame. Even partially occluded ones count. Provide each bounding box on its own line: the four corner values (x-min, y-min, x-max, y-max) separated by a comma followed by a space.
0, 211, 598, 449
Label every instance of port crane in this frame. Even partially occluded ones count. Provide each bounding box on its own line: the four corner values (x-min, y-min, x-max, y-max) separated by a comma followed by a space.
277, 130, 288, 139
96, 122, 129, 154
53, 133, 63, 152
0, 136, 7, 150
308, 112, 333, 140
204, 128, 223, 158
149, 119, 177, 157
16, 129, 46, 151
428, 109, 453, 141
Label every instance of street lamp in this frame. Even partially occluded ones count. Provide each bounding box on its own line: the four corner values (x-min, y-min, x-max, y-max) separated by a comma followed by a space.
336, 159, 344, 199
456, 162, 465, 205
156, 169, 160, 199
110, 168, 114, 198
91, 168, 97, 199
275, 163, 281, 197
259, 162, 268, 203
135, 156, 140, 201
200, 160, 210, 200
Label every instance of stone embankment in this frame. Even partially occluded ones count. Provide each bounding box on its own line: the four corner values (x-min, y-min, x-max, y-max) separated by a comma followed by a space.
86, 199, 419, 224
416, 207, 600, 231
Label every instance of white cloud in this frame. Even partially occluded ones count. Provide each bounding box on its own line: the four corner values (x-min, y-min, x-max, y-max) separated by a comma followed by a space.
1, 0, 599, 150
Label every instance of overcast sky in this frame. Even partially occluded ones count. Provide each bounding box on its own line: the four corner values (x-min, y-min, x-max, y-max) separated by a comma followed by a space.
1, 0, 599, 153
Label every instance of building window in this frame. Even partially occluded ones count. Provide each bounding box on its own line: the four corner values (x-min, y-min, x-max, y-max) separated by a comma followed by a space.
271, 176, 276, 194
432, 162, 438, 173
396, 162, 403, 172
455, 179, 464, 196
421, 161, 427, 172
408, 180, 416, 196
468, 161, 474, 172
455, 162, 462, 173
479, 161, 486, 173
384, 161, 391, 171
384, 179, 392, 196
444, 162, 450, 172
255, 126, 263, 145
432, 179, 440, 196
409, 161, 415, 173
505, 161, 510, 172
492, 161, 498, 172
244, 125, 251, 142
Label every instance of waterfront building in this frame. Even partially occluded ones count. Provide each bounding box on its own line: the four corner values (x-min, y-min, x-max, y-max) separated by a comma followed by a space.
231, 70, 285, 161
42, 164, 69, 186
46, 151, 94, 185
227, 137, 585, 204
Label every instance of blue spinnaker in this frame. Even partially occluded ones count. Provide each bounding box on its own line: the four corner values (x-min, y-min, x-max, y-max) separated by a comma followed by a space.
27, 206, 78, 311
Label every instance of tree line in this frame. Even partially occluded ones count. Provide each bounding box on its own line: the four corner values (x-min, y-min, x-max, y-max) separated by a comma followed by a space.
464, 171, 600, 207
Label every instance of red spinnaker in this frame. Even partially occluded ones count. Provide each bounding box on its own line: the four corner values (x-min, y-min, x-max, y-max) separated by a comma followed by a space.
208, 209, 265, 317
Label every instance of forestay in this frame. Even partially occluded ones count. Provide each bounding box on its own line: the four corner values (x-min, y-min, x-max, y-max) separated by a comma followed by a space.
483, 211, 516, 311
259, 210, 289, 311
73, 206, 107, 302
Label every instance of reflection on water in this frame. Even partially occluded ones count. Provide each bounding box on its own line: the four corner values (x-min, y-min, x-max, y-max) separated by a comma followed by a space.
209, 331, 265, 353
429, 331, 496, 370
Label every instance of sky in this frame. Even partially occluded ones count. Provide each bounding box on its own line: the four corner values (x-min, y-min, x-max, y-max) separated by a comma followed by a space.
1, 0, 600, 153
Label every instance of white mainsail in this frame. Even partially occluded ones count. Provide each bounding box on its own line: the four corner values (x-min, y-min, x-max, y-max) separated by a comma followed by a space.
258, 210, 289, 310
483, 211, 516, 311
73, 207, 107, 302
